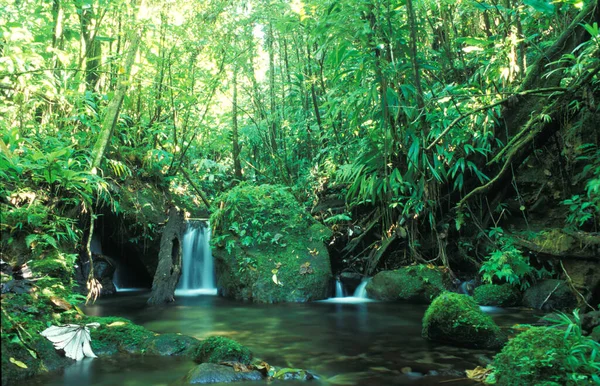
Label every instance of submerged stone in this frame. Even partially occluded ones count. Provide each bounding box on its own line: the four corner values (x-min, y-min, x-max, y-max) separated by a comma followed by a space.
272, 368, 317, 381
473, 284, 521, 307
366, 265, 450, 303
211, 184, 332, 303
422, 292, 505, 349
182, 363, 263, 384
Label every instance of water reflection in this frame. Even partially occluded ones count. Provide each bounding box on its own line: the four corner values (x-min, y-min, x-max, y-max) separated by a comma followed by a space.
28, 293, 541, 386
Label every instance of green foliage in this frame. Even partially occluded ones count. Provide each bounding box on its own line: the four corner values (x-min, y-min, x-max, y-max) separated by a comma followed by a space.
491, 311, 600, 385
479, 229, 548, 290
193, 336, 252, 365
480, 245, 534, 290
211, 184, 313, 252
562, 144, 600, 230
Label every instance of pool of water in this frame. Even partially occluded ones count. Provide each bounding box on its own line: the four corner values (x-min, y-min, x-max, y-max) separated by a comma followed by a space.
29, 292, 540, 386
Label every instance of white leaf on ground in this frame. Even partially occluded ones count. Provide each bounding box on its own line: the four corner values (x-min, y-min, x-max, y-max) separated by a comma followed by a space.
41, 323, 100, 361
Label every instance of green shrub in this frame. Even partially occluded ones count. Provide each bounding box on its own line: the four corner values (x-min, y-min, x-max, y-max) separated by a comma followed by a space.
492, 311, 600, 385
193, 336, 252, 365
210, 184, 314, 253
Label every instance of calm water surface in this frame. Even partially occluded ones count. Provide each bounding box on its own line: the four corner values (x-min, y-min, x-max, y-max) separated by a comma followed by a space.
29, 292, 540, 386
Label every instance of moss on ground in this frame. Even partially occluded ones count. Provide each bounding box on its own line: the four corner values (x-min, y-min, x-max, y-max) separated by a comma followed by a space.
422, 292, 505, 348
366, 265, 450, 302
210, 184, 332, 303
473, 284, 520, 307
492, 327, 573, 385
193, 336, 252, 365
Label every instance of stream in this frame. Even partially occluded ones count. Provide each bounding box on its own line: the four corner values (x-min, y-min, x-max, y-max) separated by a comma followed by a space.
28, 291, 541, 386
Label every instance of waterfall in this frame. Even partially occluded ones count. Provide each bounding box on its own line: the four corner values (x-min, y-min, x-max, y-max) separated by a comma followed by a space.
175, 221, 217, 296
353, 279, 369, 298
335, 279, 347, 298
320, 277, 372, 303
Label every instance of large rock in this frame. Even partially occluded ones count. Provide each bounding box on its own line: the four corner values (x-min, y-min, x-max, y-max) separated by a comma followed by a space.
473, 284, 521, 307
522, 279, 577, 311
182, 363, 263, 384
366, 265, 450, 303
422, 292, 505, 348
211, 184, 332, 303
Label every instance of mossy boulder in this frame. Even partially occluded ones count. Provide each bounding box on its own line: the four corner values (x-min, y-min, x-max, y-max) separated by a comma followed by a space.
193, 336, 252, 365
492, 327, 574, 385
422, 292, 506, 348
366, 265, 450, 303
211, 184, 332, 303
84, 316, 200, 357
523, 279, 577, 311
473, 284, 520, 307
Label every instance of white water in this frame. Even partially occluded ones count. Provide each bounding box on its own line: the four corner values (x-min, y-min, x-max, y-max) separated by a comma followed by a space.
335, 279, 347, 298
320, 277, 373, 304
175, 221, 217, 296
353, 279, 369, 298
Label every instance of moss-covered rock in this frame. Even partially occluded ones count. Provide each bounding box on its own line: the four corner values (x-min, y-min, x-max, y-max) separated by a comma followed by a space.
492, 327, 573, 385
523, 279, 576, 311
1, 291, 74, 386
366, 265, 450, 303
144, 333, 201, 357
422, 292, 505, 348
193, 336, 252, 365
84, 316, 201, 358
473, 284, 520, 307
211, 184, 332, 303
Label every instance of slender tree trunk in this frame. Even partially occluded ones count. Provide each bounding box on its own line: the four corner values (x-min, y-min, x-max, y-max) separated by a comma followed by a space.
406, 0, 425, 131
232, 64, 242, 179
267, 23, 278, 154
90, 24, 140, 171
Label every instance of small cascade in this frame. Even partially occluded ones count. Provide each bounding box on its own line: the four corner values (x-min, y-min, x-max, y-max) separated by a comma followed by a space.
353, 279, 369, 298
175, 221, 217, 296
335, 279, 347, 298
320, 277, 373, 303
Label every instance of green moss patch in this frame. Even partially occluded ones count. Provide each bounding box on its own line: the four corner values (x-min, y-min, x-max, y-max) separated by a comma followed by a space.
366, 265, 450, 303
193, 336, 252, 365
422, 292, 505, 348
492, 327, 573, 385
473, 284, 520, 307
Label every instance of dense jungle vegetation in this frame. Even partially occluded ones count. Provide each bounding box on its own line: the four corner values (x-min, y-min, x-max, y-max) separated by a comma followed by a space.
1, 0, 600, 385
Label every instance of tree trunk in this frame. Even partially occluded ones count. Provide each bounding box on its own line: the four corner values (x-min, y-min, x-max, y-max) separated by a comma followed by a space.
459, 1, 600, 207
232, 64, 242, 179
90, 25, 140, 171
148, 207, 185, 305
